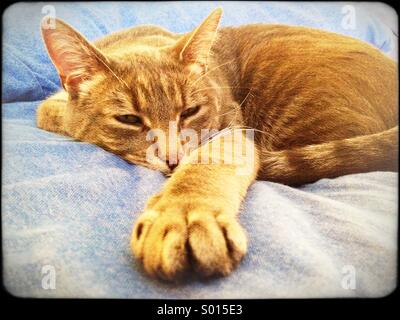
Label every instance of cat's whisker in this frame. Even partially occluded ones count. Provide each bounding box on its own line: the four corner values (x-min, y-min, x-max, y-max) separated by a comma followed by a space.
228, 124, 269, 136
191, 86, 251, 95
92, 51, 130, 90
225, 93, 249, 128
238, 90, 253, 108
209, 90, 262, 143
200, 127, 238, 146
213, 108, 239, 120
227, 124, 281, 145
191, 59, 235, 86
219, 89, 252, 127
226, 116, 237, 130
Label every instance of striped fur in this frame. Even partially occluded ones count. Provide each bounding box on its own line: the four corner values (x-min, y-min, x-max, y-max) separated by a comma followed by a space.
37, 8, 398, 280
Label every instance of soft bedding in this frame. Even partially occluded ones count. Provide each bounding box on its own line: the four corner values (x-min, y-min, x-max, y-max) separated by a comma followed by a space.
2, 1, 398, 298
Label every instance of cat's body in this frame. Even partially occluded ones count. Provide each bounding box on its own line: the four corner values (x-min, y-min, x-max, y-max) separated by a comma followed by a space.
37, 9, 398, 280
218, 24, 398, 184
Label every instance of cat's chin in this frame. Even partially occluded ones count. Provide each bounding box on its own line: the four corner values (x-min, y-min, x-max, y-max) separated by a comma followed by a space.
122, 154, 172, 175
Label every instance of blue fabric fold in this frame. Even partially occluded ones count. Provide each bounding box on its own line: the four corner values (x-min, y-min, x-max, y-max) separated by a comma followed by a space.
2, 2, 397, 298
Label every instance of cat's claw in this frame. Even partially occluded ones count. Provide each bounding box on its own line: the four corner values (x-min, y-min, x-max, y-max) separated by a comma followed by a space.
130, 199, 247, 280
131, 209, 189, 280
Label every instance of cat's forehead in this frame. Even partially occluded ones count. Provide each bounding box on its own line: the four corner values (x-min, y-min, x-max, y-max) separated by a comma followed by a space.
122, 53, 180, 75
115, 58, 187, 115
133, 72, 184, 110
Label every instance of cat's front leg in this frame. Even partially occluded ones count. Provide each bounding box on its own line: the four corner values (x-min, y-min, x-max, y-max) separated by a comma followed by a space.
36, 91, 69, 136
131, 131, 259, 280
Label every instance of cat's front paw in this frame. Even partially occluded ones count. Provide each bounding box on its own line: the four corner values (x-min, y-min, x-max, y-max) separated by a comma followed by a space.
36, 95, 67, 135
130, 197, 247, 280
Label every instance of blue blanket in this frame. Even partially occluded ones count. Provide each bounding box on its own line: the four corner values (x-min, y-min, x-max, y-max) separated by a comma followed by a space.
2, 2, 398, 298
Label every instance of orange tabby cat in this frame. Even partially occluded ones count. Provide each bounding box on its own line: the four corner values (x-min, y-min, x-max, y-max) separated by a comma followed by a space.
37, 8, 398, 280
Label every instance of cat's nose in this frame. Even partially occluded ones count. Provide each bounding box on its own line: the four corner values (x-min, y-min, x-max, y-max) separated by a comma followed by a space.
166, 160, 179, 171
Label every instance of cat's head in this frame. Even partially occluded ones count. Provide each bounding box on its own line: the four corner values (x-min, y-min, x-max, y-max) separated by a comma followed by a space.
41, 8, 235, 173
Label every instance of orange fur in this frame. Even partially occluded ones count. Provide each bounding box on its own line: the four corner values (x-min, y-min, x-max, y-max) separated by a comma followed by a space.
37, 8, 398, 280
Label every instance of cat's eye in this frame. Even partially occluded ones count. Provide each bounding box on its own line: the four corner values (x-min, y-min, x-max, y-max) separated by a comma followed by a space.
180, 105, 200, 119
115, 114, 143, 126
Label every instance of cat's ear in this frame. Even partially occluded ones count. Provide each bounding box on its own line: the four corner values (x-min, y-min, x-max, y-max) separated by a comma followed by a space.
41, 18, 110, 92
172, 8, 222, 71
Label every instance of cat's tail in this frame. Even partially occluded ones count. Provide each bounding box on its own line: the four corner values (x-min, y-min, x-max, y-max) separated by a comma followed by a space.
258, 126, 398, 185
